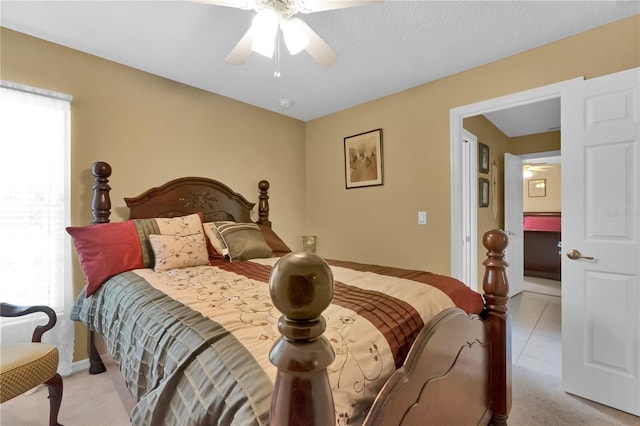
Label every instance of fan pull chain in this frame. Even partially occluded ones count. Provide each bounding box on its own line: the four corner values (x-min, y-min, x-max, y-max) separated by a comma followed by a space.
274, 30, 281, 78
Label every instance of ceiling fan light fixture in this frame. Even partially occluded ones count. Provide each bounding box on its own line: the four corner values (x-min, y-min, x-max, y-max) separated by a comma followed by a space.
250, 8, 279, 58
281, 18, 310, 55
221, 0, 377, 66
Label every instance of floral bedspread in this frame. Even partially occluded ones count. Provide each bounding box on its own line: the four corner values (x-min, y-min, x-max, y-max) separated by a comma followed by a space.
72, 257, 482, 425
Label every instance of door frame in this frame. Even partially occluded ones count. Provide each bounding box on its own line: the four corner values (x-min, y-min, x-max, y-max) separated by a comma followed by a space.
460, 129, 478, 290
449, 77, 583, 286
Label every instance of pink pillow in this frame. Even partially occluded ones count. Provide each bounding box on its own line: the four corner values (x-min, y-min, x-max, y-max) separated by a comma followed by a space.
67, 221, 144, 297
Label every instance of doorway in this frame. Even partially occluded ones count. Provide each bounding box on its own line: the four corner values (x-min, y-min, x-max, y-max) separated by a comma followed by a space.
451, 70, 640, 416
519, 152, 562, 297
449, 77, 581, 291
503, 150, 562, 296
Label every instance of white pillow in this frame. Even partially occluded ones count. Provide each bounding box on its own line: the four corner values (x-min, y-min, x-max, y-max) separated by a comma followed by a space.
149, 233, 209, 272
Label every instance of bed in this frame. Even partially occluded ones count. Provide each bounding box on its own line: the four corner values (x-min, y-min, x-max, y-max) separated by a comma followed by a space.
70, 161, 511, 426
523, 212, 562, 281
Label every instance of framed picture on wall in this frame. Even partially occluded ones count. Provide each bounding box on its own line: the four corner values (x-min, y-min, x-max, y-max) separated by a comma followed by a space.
479, 177, 490, 207
344, 128, 383, 189
528, 178, 546, 197
479, 142, 490, 174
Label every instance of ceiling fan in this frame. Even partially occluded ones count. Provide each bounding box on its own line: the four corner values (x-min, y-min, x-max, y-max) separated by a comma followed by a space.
194, 0, 382, 66
523, 163, 553, 178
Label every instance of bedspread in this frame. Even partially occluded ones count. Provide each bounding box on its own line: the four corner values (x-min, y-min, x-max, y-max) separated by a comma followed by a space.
71, 257, 483, 425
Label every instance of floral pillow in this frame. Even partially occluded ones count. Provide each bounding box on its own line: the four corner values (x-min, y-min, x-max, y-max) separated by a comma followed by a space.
148, 233, 209, 272
155, 213, 204, 235
133, 213, 205, 267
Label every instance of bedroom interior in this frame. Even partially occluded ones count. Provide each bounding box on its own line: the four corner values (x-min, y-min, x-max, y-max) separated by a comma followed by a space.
1, 1, 639, 424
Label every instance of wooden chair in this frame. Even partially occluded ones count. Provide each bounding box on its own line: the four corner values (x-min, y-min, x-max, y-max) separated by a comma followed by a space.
0, 303, 63, 426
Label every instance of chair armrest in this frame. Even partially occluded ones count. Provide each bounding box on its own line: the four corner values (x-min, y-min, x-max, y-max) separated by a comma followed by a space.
0, 303, 57, 343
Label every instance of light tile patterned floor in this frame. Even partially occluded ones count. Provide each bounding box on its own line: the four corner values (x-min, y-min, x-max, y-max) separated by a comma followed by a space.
511, 277, 562, 377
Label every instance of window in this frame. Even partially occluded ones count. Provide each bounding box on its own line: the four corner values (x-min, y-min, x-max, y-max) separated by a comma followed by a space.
0, 81, 74, 375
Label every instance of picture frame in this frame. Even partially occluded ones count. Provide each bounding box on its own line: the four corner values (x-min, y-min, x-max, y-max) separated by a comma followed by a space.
528, 178, 546, 197
479, 142, 490, 174
344, 128, 383, 189
479, 177, 490, 208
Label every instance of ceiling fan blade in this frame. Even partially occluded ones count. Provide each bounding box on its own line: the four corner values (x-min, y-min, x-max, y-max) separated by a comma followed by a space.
188, 0, 254, 9
300, 0, 382, 13
297, 20, 337, 66
225, 26, 256, 65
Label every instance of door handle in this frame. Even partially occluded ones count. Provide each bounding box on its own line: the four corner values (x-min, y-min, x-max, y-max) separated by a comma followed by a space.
566, 249, 595, 261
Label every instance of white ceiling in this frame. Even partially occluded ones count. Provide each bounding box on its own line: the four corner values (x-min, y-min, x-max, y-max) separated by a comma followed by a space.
484, 97, 561, 137
1, 0, 638, 132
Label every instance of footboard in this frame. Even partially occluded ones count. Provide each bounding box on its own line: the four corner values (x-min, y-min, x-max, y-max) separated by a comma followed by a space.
268, 230, 511, 425
363, 309, 491, 425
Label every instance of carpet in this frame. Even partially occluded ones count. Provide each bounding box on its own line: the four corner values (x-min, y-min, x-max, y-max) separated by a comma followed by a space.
510, 364, 638, 425
1, 366, 638, 425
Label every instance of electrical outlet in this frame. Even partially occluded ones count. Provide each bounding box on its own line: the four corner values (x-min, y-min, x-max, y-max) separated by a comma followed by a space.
418, 211, 427, 225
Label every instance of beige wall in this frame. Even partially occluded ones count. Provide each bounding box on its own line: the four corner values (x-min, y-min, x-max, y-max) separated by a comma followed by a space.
304, 15, 639, 283
524, 164, 562, 212
509, 131, 561, 155
1, 28, 307, 361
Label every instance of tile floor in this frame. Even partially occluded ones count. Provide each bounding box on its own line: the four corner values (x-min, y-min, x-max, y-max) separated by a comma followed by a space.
511, 277, 562, 377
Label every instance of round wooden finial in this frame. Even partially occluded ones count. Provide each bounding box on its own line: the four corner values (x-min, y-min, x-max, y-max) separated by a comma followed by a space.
269, 253, 336, 424
258, 179, 270, 191
483, 229, 508, 253
270, 252, 334, 322
91, 161, 112, 179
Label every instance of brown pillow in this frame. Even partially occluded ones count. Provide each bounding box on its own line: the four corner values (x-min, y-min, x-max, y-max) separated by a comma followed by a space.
258, 225, 291, 255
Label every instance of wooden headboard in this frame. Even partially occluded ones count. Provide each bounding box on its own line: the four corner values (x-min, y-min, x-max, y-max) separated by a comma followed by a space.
90, 161, 271, 226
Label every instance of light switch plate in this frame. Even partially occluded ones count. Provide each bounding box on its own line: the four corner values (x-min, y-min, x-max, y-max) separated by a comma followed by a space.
418, 211, 427, 225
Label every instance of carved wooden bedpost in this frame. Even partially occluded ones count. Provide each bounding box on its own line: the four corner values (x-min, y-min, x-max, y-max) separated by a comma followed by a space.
269, 252, 336, 426
91, 161, 112, 225
257, 179, 272, 228
482, 229, 511, 426
89, 161, 111, 374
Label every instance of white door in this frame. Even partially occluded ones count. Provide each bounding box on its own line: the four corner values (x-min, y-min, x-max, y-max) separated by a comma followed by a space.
504, 153, 524, 297
561, 67, 639, 416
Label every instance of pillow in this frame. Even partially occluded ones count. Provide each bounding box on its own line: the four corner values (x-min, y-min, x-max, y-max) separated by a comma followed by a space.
155, 213, 204, 235
149, 233, 209, 272
202, 221, 232, 260
215, 222, 273, 261
132, 213, 205, 267
66, 221, 144, 297
258, 225, 291, 255
132, 218, 160, 268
